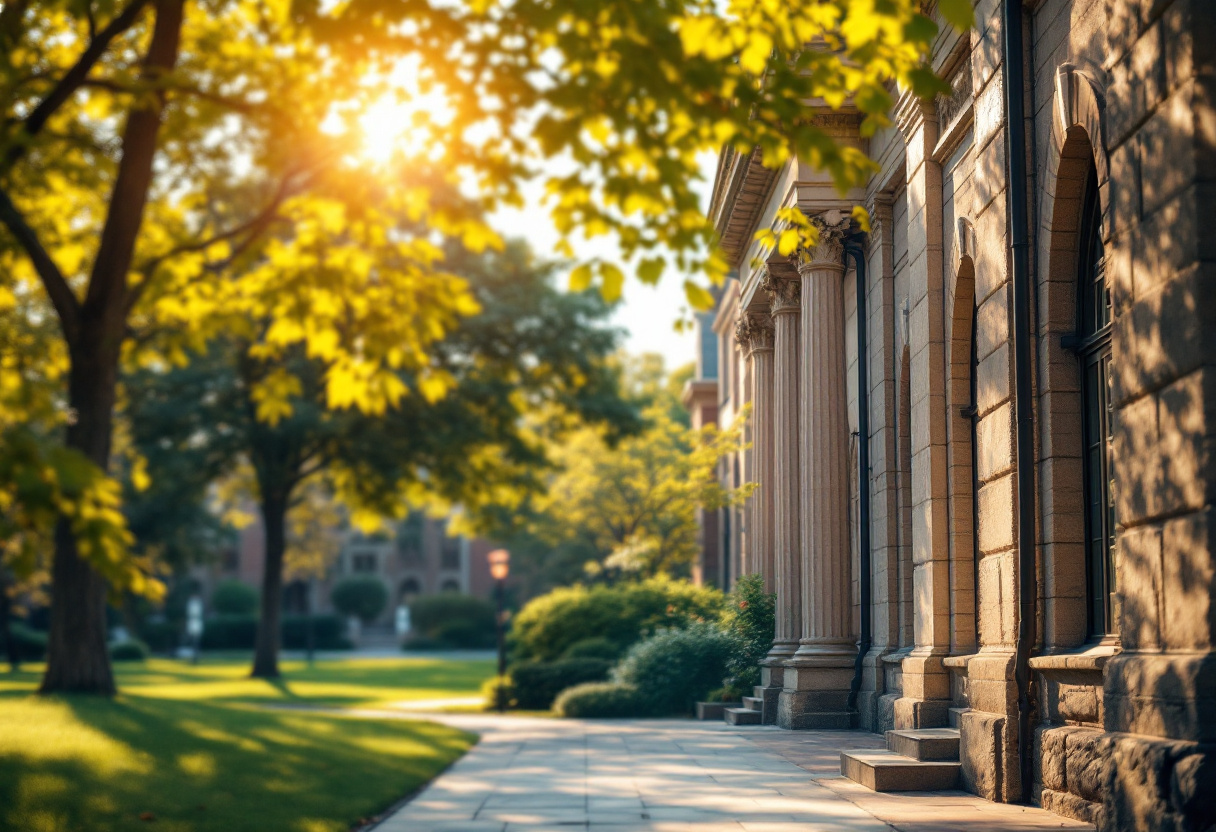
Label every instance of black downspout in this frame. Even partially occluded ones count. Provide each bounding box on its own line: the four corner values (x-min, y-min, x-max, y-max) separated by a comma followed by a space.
1002, 0, 1038, 804
846, 241, 871, 717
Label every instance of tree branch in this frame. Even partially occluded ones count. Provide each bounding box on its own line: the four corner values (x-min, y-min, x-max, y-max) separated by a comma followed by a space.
0, 184, 81, 342
3, 0, 153, 173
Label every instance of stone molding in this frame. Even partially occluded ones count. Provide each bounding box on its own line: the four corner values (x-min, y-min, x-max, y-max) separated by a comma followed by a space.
761, 267, 801, 315
735, 311, 775, 353
895, 89, 937, 140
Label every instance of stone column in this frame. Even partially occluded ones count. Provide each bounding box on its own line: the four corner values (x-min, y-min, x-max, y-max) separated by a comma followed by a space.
736, 310, 775, 589
759, 267, 802, 716
778, 216, 857, 730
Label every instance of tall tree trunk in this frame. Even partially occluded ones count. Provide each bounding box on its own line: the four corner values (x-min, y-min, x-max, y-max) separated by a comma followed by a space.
37, 0, 185, 695
251, 494, 288, 678
1, 575, 18, 673
40, 338, 121, 695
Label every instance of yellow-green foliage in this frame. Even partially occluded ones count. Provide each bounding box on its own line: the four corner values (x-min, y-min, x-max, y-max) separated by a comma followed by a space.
0, 657, 490, 831
510, 577, 726, 662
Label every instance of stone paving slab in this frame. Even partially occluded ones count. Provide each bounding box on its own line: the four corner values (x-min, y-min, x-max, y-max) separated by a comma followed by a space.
371, 714, 1093, 832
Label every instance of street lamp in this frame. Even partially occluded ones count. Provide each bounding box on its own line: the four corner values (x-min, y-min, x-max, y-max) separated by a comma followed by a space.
487, 548, 510, 713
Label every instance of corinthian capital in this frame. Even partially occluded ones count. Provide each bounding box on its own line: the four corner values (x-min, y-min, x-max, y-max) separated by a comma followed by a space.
760, 267, 801, 315
735, 310, 775, 353
796, 215, 849, 275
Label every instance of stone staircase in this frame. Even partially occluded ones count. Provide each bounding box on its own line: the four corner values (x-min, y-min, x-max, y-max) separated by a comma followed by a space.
723, 690, 766, 725
839, 724, 962, 791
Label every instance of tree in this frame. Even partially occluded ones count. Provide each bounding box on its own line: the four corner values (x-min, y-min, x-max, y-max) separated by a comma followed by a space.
331, 577, 389, 624
126, 242, 639, 677
2, 0, 966, 692
522, 397, 752, 581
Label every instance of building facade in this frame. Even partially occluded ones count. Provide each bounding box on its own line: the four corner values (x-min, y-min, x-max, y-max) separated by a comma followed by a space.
695, 0, 1215, 828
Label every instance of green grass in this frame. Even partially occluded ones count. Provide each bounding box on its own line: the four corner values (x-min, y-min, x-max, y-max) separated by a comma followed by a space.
0, 656, 496, 832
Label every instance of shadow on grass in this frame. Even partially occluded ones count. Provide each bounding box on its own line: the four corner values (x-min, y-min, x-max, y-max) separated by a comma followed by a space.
0, 694, 475, 832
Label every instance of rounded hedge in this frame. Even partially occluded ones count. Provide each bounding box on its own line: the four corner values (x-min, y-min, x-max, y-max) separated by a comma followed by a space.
554, 682, 647, 718
331, 577, 389, 622
510, 578, 726, 663
409, 594, 496, 639
211, 580, 259, 616
561, 636, 622, 661
613, 622, 735, 715
109, 639, 149, 662
509, 657, 613, 710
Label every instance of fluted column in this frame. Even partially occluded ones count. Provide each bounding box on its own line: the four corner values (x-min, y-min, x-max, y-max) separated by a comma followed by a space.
736, 311, 775, 589
778, 215, 856, 730
762, 268, 802, 671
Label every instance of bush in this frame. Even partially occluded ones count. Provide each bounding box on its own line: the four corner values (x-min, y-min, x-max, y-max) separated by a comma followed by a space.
719, 574, 776, 692
510, 657, 613, 710
402, 633, 449, 651
432, 619, 496, 649
8, 622, 47, 661
200, 614, 257, 650
554, 682, 646, 718
280, 615, 348, 650
139, 620, 180, 654
511, 578, 726, 663
331, 577, 389, 622
211, 580, 259, 616
109, 639, 149, 662
409, 594, 496, 644
481, 675, 514, 711
613, 622, 735, 715
561, 637, 622, 661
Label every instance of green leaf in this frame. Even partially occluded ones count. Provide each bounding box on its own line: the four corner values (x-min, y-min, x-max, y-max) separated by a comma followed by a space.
637, 257, 665, 285
684, 280, 715, 311
569, 263, 594, 292
938, 0, 975, 30
600, 262, 625, 303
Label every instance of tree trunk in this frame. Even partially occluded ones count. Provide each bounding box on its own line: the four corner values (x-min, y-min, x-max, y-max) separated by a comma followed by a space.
36, 0, 184, 696
1, 578, 18, 673
251, 495, 288, 678
40, 339, 121, 695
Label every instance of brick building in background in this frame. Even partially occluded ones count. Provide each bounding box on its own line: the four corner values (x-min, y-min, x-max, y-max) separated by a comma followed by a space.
689, 1, 1215, 829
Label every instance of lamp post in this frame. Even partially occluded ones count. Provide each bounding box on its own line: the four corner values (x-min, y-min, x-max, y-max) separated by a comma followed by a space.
487, 548, 510, 713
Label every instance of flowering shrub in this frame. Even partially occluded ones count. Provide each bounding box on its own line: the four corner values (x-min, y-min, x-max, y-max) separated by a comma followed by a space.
719, 574, 776, 692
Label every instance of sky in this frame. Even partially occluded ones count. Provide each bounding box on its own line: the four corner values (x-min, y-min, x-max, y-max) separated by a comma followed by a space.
489, 152, 721, 374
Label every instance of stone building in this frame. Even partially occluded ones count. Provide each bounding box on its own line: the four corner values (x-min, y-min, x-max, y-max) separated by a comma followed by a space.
693, 0, 1214, 828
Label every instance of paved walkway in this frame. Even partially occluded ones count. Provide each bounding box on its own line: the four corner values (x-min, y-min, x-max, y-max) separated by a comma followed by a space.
372, 714, 1093, 832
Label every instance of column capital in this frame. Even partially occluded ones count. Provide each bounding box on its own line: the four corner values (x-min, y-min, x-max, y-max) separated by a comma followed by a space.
796, 214, 849, 276
735, 310, 775, 353
760, 267, 801, 316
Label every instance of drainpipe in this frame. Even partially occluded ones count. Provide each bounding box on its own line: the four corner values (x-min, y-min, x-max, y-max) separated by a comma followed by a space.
846, 241, 872, 716
1002, 0, 1038, 804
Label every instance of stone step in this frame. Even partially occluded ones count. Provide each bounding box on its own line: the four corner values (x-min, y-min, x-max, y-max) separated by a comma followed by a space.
695, 701, 741, 720
724, 707, 763, 726
949, 707, 970, 728
886, 728, 961, 762
742, 696, 765, 711
840, 749, 961, 792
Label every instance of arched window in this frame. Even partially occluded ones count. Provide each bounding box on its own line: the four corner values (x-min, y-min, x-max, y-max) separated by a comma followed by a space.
399, 577, 421, 600
1075, 171, 1114, 637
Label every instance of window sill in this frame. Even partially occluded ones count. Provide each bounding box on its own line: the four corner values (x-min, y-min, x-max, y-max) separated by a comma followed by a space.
1028, 642, 1119, 674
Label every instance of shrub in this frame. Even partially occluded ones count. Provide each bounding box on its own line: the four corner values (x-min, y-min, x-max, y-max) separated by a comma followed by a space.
481, 675, 514, 711
401, 633, 449, 651
719, 573, 776, 692
432, 619, 496, 649
561, 636, 622, 661
409, 594, 496, 644
8, 622, 47, 661
554, 682, 647, 718
511, 578, 726, 662
331, 577, 389, 622
280, 615, 349, 650
139, 620, 180, 654
200, 614, 257, 650
211, 580, 259, 616
613, 622, 735, 715
510, 657, 613, 710
109, 639, 149, 662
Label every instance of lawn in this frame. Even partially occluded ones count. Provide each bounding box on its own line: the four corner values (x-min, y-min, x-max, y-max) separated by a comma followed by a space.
0, 656, 495, 832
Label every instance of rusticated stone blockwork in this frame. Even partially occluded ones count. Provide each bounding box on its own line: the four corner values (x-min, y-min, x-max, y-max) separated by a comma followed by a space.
689, 0, 1215, 828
